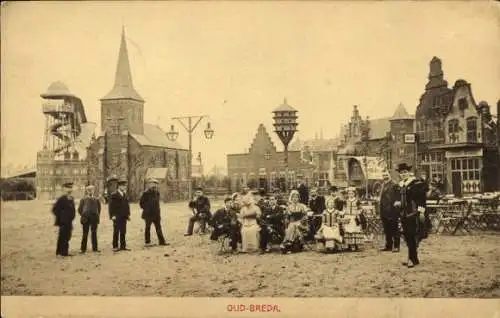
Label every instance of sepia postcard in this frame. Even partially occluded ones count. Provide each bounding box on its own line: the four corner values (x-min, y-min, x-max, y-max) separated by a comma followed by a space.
1, 1, 499, 317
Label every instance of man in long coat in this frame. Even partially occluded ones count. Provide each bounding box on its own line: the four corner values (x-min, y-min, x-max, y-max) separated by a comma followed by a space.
109, 178, 131, 252
140, 178, 168, 247
395, 163, 427, 268
52, 182, 76, 257
78, 185, 101, 253
379, 171, 401, 252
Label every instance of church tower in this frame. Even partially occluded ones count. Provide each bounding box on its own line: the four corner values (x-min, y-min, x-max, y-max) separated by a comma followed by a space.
100, 27, 144, 181
100, 27, 145, 135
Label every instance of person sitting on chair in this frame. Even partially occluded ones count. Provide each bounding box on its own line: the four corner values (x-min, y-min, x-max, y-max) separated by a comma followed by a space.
280, 190, 309, 254
315, 197, 343, 252
258, 195, 285, 253
184, 187, 211, 236
210, 197, 240, 252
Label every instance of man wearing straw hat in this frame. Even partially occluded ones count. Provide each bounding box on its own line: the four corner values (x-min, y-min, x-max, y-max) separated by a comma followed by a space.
394, 163, 427, 268
78, 185, 101, 253
52, 182, 76, 257
109, 178, 131, 252
140, 178, 168, 247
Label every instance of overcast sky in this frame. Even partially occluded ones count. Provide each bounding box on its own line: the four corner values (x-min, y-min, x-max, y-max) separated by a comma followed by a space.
1, 1, 499, 174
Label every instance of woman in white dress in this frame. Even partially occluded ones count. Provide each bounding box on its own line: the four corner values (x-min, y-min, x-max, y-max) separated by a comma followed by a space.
280, 190, 309, 253
238, 193, 261, 253
315, 197, 343, 252
339, 187, 365, 251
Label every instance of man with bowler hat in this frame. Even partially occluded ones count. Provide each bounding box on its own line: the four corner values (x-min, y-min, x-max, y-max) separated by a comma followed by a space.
394, 163, 427, 268
109, 178, 131, 251
78, 185, 101, 253
140, 178, 168, 247
52, 182, 76, 257
379, 171, 401, 252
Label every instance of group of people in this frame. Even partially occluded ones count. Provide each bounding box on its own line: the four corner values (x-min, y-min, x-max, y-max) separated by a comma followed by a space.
51, 177, 169, 257
52, 160, 430, 269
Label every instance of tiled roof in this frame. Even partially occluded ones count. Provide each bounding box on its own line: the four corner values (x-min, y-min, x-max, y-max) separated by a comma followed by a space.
290, 137, 340, 151
130, 124, 186, 150
272, 98, 297, 112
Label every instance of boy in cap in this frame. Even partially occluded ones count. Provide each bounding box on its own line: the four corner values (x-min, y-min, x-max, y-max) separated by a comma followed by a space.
140, 178, 168, 246
394, 163, 427, 268
78, 185, 101, 253
109, 178, 131, 251
52, 182, 76, 257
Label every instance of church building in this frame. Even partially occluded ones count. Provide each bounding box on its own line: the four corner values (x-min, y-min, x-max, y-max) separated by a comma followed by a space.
86, 28, 189, 201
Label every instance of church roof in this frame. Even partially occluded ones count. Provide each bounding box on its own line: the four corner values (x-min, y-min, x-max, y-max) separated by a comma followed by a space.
130, 124, 186, 150
390, 102, 414, 120
101, 27, 144, 102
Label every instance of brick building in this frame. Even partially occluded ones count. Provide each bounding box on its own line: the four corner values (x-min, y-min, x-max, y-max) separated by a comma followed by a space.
227, 124, 315, 192
85, 29, 189, 201
415, 57, 499, 196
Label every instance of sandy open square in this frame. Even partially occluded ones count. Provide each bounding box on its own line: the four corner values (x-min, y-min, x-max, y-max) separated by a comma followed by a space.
1, 199, 499, 297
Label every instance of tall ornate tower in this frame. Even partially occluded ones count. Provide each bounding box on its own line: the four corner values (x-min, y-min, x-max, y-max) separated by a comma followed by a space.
100, 27, 144, 180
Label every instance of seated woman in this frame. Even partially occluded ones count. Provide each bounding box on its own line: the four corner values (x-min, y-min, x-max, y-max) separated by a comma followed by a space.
315, 197, 343, 252
339, 187, 367, 251
280, 190, 309, 254
239, 192, 262, 253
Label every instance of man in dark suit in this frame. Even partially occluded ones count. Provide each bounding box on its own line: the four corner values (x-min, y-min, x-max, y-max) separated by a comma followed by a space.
109, 178, 131, 252
394, 163, 427, 268
258, 195, 285, 253
52, 182, 76, 257
379, 171, 401, 252
308, 187, 326, 241
298, 182, 309, 205
78, 185, 101, 253
210, 197, 241, 252
140, 178, 168, 247
184, 187, 211, 236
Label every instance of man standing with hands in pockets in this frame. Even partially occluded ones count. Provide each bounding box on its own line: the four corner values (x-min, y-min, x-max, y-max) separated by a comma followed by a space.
140, 178, 168, 247
109, 178, 131, 252
379, 171, 401, 253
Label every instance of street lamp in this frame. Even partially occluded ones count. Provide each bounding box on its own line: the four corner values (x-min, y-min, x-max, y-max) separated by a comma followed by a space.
166, 116, 214, 199
272, 98, 298, 194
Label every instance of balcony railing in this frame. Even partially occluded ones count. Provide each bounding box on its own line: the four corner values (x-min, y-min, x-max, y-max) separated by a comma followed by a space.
42, 102, 74, 114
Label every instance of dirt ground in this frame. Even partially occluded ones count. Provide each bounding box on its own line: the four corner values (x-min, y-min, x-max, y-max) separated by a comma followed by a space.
1, 199, 499, 297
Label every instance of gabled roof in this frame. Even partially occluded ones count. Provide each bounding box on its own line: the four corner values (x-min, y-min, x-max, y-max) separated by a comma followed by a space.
130, 124, 186, 150
101, 27, 144, 102
368, 117, 391, 140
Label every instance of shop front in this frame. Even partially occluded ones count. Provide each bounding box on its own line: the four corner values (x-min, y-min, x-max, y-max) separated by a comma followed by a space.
445, 148, 483, 197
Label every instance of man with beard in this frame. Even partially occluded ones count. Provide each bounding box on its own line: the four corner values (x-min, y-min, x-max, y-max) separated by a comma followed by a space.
394, 163, 427, 268
140, 178, 168, 247
307, 187, 326, 241
185, 187, 211, 236
258, 195, 285, 253
379, 171, 401, 253
52, 182, 76, 257
109, 178, 131, 252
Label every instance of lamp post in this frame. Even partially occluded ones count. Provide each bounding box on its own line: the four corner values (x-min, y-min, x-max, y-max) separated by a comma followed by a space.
272, 98, 298, 194
166, 116, 214, 200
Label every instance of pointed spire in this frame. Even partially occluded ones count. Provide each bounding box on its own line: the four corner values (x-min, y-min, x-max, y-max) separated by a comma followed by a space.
101, 26, 144, 102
